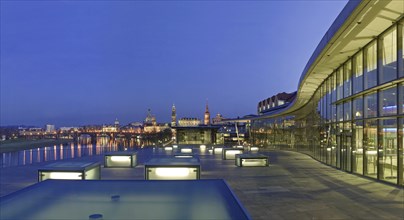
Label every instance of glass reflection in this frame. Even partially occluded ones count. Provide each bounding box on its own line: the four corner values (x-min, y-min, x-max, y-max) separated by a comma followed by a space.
364, 42, 377, 89
364, 119, 378, 178
379, 119, 397, 184
381, 27, 397, 84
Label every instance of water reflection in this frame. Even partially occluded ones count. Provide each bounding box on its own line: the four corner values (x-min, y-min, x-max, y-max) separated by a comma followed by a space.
0, 137, 140, 168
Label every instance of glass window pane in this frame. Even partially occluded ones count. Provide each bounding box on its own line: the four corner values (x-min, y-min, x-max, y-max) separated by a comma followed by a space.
353, 120, 363, 174
400, 83, 404, 114
331, 74, 336, 102
353, 96, 363, 119
344, 60, 352, 98
399, 118, 403, 186
381, 27, 397, 83
365, 41, 377, 89
379, 119, 397, 184
353, 52, 363, 94
337, 68, 344, 100
364, 92, 377, 118
364, 119, 378, 178
401, 21, 404, 78
344, 101, 352, 121
337, 103, 343, 122
380, 86, 397, 116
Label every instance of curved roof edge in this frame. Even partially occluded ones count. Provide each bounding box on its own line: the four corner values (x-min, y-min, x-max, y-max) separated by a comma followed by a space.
297, 0, 361, 87
252, 0, 403, 121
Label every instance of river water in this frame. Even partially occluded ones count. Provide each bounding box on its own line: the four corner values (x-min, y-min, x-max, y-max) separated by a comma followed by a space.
0, 136, 141, 168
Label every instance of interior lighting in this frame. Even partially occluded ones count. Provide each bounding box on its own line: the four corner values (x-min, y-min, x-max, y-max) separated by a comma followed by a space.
165, 147, 173, 151
200, 145, 206, 149
155, 168, 190, 177
49, 172, 82, 180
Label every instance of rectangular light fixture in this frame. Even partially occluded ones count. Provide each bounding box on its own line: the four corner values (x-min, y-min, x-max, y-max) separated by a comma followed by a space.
104, 152, 137, 168
236, 154, 269, 167
145, 158, 201, 180
38, 162, 101, 181
181, 148, 192, 153
213, 147, 223, 154
222, 149, 244, 160
250, 147, 259, 152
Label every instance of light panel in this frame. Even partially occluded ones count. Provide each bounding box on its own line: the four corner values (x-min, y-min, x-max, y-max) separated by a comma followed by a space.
181, 148, 192, 153
155, 168, 191, 177
49, 172, 82, 180
110, 156, 131, 162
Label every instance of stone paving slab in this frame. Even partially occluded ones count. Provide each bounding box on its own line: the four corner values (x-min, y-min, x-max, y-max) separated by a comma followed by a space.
0, 149, 403, 219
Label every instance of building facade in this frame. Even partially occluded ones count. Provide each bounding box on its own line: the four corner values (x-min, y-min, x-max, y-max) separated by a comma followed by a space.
178, 118, 201, 127
251, 1, 403, 186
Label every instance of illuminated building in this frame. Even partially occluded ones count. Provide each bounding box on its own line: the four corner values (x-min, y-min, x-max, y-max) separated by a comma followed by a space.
178, 118, 201, 127
114, 118, 120, 128
250, 1, 404, 186
45, 124, 55, 133
204, 101, 210, 125
212, 113, 224, 125
143, 109, 169, 133
171, 104, 177, 126
257, 92, 296, 114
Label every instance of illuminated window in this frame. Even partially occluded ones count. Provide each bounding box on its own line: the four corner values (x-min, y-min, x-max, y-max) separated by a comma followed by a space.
364, 41, 377, 89
381, 27, 397, 83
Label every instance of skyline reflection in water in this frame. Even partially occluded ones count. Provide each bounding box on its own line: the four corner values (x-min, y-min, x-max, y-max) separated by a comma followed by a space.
0, 136, 140, 168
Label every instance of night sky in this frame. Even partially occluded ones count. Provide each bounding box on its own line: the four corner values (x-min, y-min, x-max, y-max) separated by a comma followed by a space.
1, 0, 348, 127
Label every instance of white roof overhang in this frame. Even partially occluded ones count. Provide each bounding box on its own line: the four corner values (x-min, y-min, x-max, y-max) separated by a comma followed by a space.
253, 0, 404, 121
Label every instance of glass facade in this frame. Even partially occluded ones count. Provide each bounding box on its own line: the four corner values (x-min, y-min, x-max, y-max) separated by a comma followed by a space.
251, 19, 404, 186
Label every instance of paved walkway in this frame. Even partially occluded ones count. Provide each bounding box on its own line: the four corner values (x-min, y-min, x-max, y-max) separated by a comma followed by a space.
1, 149, 403, 219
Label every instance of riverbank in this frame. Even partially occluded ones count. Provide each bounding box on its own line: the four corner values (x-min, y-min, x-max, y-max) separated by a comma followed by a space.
0, 139, 73, 153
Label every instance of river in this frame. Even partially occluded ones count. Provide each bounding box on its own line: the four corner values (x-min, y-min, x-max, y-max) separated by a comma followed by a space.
0, 136, 141, 168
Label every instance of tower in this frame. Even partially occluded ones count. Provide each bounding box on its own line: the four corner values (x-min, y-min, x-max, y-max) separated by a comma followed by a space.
204, 101, 210, 125
171, 104, 177, 126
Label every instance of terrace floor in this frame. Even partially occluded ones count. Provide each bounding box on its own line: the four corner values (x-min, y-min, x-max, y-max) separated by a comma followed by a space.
1, 148, 403, 220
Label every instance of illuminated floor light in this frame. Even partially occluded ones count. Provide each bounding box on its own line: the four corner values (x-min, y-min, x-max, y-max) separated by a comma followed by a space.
165, 147, 173, 151
155, 168, 190, 177
250, 147, 259, 151
214, 148, 223, 154
181, 148, 192, 153
110, 156, 131, 162
174, 155, 193, 158
223, 149, 244, 160
49, 172, 82, 180
241, 159, 267, 166
236, 154, 269, 167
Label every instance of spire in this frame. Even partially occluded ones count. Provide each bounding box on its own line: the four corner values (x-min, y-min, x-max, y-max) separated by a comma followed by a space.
204, 99, 210, 125
171, 104, 177, 126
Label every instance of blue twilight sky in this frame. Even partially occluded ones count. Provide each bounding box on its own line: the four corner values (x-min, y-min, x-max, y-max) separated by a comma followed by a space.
0, 0, 348, 127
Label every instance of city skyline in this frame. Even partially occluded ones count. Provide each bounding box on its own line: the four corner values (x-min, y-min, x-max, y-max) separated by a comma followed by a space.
0, 0, 348, 126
